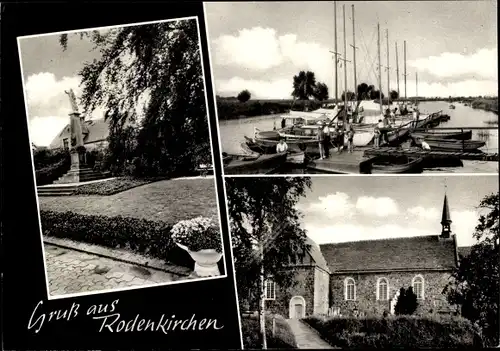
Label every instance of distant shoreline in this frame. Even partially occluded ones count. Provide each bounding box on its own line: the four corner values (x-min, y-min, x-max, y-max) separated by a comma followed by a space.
216, 97, 498, 120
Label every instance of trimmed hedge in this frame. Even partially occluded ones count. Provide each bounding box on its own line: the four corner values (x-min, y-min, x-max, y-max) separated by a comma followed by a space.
40, 210, 193, 268
303, 315, 483, 348
35, 158, 71, 186
34, 149, 71, 186
241, 312, 296, 349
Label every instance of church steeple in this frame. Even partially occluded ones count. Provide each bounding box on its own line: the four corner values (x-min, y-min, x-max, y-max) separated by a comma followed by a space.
440, 193, 452, 239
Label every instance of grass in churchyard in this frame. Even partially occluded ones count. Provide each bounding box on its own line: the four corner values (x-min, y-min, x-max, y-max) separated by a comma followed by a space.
39, 177, 219, 224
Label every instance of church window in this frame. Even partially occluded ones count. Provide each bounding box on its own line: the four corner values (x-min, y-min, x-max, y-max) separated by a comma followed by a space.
412, 275, 425, 299
377, 278, 389, 301
63, 138, 69, 149
264, 280, 276, 300
345, 278, 356, 301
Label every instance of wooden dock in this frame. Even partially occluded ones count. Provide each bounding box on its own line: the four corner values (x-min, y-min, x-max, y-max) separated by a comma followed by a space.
363, 147, 499, 162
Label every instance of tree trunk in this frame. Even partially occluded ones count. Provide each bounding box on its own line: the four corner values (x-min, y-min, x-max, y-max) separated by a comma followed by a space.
259, 242, 267, 349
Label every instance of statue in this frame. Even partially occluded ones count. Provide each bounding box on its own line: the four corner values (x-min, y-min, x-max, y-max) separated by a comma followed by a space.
64, 89, 79, 113
64, 89, 84, 148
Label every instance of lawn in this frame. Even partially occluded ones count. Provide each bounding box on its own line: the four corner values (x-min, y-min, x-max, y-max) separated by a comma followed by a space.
241, 312, 297, 349
39, 177, 220, 224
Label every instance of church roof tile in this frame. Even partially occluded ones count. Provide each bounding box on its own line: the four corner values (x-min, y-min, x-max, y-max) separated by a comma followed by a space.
319, 235, 457, 273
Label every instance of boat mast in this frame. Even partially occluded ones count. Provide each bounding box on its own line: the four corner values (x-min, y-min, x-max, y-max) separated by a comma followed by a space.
343, 4, 348, 128
377, 23, 383, 115
395, 42, 400, 106
386, 29, 390, 112
415, 72, 418, 106
334, 1, 338, 104
351, 4, 358, 102
404, 40, 407, 107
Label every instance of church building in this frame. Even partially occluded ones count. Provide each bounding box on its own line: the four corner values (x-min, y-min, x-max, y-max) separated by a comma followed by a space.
49, 118, 110, 151
264, 193, 463, 319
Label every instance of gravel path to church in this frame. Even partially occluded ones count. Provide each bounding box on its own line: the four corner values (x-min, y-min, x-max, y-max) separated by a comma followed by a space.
44, 243, 183, 297
286, 319, 334, 349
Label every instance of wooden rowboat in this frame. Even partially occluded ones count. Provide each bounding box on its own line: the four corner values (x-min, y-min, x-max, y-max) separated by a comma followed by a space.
359, 155, 424, 174
411, 130, 472, 140
223, 152, 287, 175
286, 151, 306, 164
417, 139, 486, 152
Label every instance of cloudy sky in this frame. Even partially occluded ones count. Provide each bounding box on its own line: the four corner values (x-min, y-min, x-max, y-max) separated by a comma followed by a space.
204, 1, 497, 99
296, 175, 498, 248
18, 31, 106, 147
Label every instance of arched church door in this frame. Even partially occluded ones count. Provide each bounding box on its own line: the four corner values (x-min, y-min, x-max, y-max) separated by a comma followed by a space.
289, 296, 306, 319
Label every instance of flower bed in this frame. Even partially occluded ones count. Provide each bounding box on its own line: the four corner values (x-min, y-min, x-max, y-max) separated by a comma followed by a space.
241, 312, 297, 349
73, 177, 166, 196
303, 315, 482, 348
40, 210, 193, 268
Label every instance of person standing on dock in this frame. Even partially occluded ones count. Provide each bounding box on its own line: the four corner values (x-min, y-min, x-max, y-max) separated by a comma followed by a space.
347, 126, 355, 153
317, 125, 325, 159
276, 138, 288, 153
412, 108, 420, 128
322, 122, 331, 158
374, 123, 381, 148
377, 119, 386, 145
337, 127, 345, 153
391, 108, 396, 124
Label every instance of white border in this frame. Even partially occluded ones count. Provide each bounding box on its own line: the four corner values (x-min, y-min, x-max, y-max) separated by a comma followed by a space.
203, 2, 244, 349
17, 15, 230, 301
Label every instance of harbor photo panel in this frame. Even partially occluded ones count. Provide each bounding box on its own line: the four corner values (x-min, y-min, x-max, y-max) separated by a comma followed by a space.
203, 1, 498, 176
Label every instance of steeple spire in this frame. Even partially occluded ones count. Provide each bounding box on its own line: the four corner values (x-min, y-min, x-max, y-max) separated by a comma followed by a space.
440, 193, 452, 238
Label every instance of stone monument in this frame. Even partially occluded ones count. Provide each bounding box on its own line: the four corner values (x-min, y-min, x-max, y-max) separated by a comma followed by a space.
54, 89, 104, 184
66, 89, 87, 168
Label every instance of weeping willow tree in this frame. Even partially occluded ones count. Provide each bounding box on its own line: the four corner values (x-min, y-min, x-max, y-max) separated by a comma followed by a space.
60, 19, 211, 176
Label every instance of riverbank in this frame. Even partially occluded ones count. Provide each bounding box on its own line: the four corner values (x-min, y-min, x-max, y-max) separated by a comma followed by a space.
216, 96, 498, 120
216, 98, 324, 120
470, 98, 498, 114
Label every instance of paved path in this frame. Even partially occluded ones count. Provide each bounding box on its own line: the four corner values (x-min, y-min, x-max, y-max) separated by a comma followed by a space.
44, 244, 180, 297
286, 319, 334, 349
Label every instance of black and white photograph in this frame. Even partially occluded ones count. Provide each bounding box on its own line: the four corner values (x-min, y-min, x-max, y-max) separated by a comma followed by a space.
205, 1, 498, 175
226, 175, 499, 349
18, 17, 226, 298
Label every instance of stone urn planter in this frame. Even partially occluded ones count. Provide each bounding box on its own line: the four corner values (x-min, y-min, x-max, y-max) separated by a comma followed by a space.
171, 216, 223, 278
176, 243, 222, 277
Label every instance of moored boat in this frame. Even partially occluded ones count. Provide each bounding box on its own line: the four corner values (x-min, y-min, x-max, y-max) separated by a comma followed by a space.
379, 128, 410, 146
223, 152, 287, 175
449, 104, 456, 109
359, 155, 424, 174
286, 151, 306, 164
416, 138, 486, 152
411, 130, 472, 140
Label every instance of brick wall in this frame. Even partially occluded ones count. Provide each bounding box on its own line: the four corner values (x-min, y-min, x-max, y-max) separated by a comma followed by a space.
330, 270, 454, 317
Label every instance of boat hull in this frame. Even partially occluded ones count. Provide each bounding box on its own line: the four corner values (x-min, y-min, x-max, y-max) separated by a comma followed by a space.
286, 151, 306, 164
223, 153, 287, 175
360, 155, 424, 174
422, 139, 486, 152
411, 130, 472, 140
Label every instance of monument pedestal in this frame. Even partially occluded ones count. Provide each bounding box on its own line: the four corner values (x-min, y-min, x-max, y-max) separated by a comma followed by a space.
55, 148, 107, 184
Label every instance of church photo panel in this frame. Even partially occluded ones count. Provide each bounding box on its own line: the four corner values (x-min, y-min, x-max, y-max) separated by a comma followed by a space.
226, 174, 498, 348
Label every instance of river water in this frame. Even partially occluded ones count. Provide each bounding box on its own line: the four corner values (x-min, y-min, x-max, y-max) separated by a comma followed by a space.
218, 101, 499, 174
